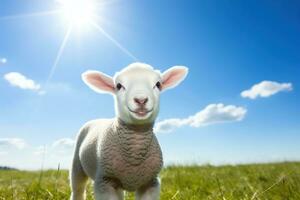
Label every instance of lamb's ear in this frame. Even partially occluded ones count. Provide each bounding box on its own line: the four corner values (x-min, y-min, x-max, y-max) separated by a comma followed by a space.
161, 66, 188, 91
82, 70, 115, 94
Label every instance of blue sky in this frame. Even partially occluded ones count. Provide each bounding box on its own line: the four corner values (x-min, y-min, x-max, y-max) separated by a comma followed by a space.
0, 0, 300, 169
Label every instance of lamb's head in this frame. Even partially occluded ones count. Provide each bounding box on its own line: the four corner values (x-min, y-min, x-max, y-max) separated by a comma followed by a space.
82, 63, 188, 125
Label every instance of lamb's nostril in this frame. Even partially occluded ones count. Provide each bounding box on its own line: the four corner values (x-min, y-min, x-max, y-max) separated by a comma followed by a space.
134, 97, 148, 105
143, 98, 148, 104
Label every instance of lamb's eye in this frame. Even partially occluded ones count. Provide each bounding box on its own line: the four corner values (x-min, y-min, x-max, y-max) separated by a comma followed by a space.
116, 83, 124, 91
155, 81, 161, 90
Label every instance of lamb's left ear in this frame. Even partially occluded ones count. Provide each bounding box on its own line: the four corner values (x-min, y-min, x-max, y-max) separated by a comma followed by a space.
82, 70, 115, 94
161, 66, 188, 91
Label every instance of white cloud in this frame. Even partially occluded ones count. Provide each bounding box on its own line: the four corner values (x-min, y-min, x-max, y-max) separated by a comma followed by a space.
0, 58, 7, 64
154, 118, 185, 133
4, 72, 41, 91
50, 138, 75, 160
34, 145, 47, 155
241, 81, 292, 99
0, 138, 27, 149
0, 138, 75, 170
52, 138, 75, 149
155, 103, 247, 133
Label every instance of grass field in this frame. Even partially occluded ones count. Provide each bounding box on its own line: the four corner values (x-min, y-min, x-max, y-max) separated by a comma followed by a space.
0, 162, 299, 200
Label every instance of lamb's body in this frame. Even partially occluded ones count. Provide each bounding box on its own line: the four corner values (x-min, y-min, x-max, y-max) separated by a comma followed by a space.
70, 63, 188, 200
74, 118, 163, 192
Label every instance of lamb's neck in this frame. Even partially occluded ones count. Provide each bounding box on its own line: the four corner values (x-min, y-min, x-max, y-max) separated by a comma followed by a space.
114, 118, 154, 134
113, 118, 155, 166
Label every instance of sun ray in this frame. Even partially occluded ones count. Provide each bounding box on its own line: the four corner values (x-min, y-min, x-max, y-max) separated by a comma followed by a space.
0, 10, 61, 21
1, 0, 138, 88
90, 21, 138, 61
44, 25, 73, 87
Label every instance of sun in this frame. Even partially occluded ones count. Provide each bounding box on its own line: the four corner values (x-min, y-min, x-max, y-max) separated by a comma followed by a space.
58, 0, 96, 27
0, 0, 137, 90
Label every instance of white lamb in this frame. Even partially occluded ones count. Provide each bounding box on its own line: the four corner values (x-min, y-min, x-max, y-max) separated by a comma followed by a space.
70, 62, 188, 200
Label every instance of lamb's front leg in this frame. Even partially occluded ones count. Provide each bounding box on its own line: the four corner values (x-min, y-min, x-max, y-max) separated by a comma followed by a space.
135, 178, 160, 200
94, 177, 124, 200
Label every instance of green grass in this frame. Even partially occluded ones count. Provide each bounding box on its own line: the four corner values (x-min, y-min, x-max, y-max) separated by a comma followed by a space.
0, 162, 300, 199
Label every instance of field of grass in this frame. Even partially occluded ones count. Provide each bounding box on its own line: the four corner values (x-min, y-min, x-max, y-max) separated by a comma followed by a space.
0, 162, 299, 200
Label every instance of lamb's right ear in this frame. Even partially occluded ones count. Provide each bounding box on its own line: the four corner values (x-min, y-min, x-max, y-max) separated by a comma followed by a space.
82, 70, 115, 94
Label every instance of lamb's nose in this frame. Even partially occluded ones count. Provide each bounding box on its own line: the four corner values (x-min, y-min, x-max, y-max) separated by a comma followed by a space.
134, 97, 148, 105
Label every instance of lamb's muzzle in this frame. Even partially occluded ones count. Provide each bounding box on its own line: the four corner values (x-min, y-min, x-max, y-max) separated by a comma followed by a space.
70, 63, 188, 200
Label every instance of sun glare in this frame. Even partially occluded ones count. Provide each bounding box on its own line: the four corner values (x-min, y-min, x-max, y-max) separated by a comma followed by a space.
58, 0, 96, 27
0, 0, 138, 92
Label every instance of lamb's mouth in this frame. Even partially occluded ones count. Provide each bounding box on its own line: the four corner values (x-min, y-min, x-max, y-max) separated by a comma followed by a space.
128, 107, 153, 117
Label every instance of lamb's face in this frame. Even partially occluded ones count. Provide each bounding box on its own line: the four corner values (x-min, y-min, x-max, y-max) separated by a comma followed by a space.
114, 66, 161, 124
82, 62, 188, 125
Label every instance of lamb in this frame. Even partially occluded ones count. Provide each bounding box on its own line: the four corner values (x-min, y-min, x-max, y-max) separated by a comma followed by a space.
70, 62, 188, 200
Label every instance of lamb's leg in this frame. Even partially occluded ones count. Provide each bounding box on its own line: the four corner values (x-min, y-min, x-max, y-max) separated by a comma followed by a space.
70, 158, 88, 200
94, 178, 124, 200
135, 178, 160, 200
